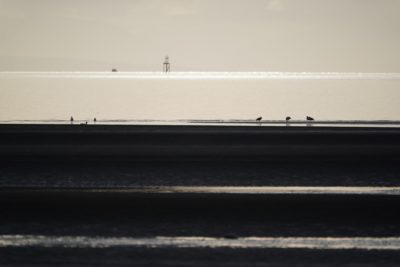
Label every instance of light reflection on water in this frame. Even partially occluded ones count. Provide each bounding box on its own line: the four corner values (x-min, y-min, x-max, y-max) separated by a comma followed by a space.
13, 186, 400, 195
1, 235, 400, 250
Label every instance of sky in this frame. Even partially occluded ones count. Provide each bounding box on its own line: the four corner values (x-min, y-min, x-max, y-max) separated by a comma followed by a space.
1, 0, 400, 72
0, 0, 400, 121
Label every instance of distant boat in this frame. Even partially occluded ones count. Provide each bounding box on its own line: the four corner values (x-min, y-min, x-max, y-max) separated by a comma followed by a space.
307, 116, 314, 121
286, 116, 291, 122
256, 117, 262, 122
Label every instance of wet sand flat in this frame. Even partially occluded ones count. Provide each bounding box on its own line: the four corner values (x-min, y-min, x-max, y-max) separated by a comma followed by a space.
1, 124, 400, 265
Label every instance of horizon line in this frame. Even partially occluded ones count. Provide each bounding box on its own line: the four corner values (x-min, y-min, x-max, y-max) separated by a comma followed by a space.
1, 71, 400, 80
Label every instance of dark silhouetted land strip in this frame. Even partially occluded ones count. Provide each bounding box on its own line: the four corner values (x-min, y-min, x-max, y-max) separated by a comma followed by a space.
1, 124, 400, 160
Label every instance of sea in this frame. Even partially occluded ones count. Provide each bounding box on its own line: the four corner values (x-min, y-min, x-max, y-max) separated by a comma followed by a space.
0, 71, 400, 123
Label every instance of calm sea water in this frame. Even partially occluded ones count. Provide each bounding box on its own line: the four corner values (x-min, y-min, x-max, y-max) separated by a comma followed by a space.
1, 72, 400, 122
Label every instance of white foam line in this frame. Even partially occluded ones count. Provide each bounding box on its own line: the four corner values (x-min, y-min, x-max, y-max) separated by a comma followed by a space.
82, 186, 400, 195
1, 235, 400, 250
1, 72, 400, 80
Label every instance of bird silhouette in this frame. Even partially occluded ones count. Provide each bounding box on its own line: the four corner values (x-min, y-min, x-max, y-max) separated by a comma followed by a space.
70, 116, 74, 124
286, 116, 291, 122
256, 117, 262, 122
306, 116, 314, 121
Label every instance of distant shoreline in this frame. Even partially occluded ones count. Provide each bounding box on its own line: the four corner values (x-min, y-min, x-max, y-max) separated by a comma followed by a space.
1, 120, 400, 127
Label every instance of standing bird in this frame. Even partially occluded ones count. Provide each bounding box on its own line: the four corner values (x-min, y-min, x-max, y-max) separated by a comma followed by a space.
94, 117, 97, 123
256, 116, 262, 122
306, 116, 314, 121
286, 116, 291, 122
70, 116, 74, 124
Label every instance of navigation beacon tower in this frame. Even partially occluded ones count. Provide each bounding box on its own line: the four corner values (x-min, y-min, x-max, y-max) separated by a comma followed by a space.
163, 56, 170, 73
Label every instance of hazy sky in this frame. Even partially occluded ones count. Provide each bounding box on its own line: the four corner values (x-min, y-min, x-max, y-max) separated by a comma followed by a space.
1, 0, 400, 72
1, 0, 400, 121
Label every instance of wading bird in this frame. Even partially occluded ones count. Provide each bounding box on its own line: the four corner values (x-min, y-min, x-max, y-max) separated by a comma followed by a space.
286, 116, 291, 122
256, 117, 262, 122
70, 116, 74, 124
306, 116, 314, 121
